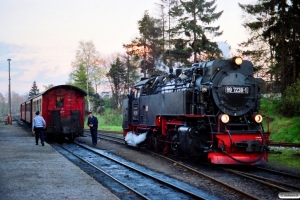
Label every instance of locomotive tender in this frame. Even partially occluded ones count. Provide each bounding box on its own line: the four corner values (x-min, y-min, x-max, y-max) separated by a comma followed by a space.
20, 85, 87, 141
123, 57, 270, 165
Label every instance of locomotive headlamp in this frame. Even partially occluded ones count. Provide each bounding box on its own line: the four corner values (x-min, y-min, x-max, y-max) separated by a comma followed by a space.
219, 114, 230, 123
234, 57, 243, 65
253, 114, 263, 123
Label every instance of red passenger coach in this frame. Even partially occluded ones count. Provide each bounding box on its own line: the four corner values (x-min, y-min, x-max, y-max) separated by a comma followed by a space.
20, 85, 87, 141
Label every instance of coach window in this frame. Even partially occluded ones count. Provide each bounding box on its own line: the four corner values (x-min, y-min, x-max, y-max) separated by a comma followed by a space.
56, 96, 64, 108
34, 101, 36, 111
38, 99, 41, 112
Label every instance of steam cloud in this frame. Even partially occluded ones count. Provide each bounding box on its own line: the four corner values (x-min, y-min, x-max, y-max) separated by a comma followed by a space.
125, 131, 147, 147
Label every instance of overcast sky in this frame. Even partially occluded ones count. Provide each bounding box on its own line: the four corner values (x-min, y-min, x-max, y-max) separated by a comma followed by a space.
0, 0, 254, 97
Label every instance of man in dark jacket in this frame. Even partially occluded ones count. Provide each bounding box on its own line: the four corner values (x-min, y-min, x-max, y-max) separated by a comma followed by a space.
127, 87, 137, 100
87, 111, 98, 145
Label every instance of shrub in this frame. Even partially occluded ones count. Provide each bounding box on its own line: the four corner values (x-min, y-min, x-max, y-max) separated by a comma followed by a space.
281, 78, 300, 116
102, 109, 122, 126
260, 97, 281, 117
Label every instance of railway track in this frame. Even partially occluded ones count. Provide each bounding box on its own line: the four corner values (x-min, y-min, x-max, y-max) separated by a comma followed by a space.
95, 132, 261, 199
256, 166, 300, 179
269, 142, 300, 148
54, 140, 216, 200
96, 131, 300, 199
221, 167, 300, 193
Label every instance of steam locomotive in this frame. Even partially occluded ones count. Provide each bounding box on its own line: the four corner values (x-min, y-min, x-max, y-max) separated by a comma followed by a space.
122, 57, 270, 165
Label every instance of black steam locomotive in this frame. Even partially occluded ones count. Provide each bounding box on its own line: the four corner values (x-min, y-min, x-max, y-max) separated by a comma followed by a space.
122, 57, 270, 165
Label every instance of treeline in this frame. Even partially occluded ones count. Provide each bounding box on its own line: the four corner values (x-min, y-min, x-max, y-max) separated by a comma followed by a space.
68, 0, 225, 113
0, 82, 57, 116
67, 41, 140, 113
0, 92, 27, 116
68, 0, 300, 116
237, 0, 300, 116
3, 0, 300, 117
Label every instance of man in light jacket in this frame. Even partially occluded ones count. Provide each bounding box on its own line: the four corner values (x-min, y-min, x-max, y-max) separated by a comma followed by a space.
32, 111, 46, 146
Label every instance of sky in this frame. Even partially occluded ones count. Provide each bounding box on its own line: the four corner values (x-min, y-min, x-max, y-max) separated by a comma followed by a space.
0, 0, 254, 97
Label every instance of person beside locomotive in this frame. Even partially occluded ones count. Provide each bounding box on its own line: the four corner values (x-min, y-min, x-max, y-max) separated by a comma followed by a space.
32, 111, 46, 146
127, 87, 137, 100
87, 111, 99, 146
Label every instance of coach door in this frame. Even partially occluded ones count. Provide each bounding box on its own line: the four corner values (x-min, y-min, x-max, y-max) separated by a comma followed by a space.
51, 110, 61, 124
70, 110, 81, 133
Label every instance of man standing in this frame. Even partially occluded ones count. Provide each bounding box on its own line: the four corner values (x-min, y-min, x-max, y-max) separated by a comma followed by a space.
87, 111, 98, 145
127, 87, 137, 100
32, 111, 46, 146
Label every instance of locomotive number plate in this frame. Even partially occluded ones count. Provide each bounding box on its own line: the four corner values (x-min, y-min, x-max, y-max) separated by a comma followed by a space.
225, 86, 249, 94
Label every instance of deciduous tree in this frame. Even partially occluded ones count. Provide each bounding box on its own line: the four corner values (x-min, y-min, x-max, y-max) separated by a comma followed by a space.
0, 93, 6, 115
71, 41, 104, 111
43, 84, 55, 91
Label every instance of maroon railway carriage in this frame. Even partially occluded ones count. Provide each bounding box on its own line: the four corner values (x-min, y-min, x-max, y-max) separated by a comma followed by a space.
122, 57, 270, 165
20, 85, 87, 141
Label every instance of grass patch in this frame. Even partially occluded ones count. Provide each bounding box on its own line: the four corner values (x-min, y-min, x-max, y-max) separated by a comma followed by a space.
260, 98, 300, 143
268, 148, 300, 170
268, 117, 300, 143
98, 126, 122, 132
84, 109, 122, 132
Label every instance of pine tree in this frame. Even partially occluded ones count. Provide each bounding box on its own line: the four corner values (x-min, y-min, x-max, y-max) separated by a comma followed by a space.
28, 81, 39, 99
106, 57, 126, 109
238, 0, 300, 94
170, 0, 223, 62
124, 11, 163, 77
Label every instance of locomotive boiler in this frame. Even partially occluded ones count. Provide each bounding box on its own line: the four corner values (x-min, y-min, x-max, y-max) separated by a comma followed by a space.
122, 57, 270, 165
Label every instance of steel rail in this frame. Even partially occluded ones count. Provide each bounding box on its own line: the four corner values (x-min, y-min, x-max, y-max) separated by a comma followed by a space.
147, 151, 260, 200
99, 133, 124, 142
222, 168, 292, 192
270, 142, 300, 147
74, 141, 209, 200
58, 144, 149, 200
223, 168, 300, 191
256, 167, 300, 179
95, 132, 260, 200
